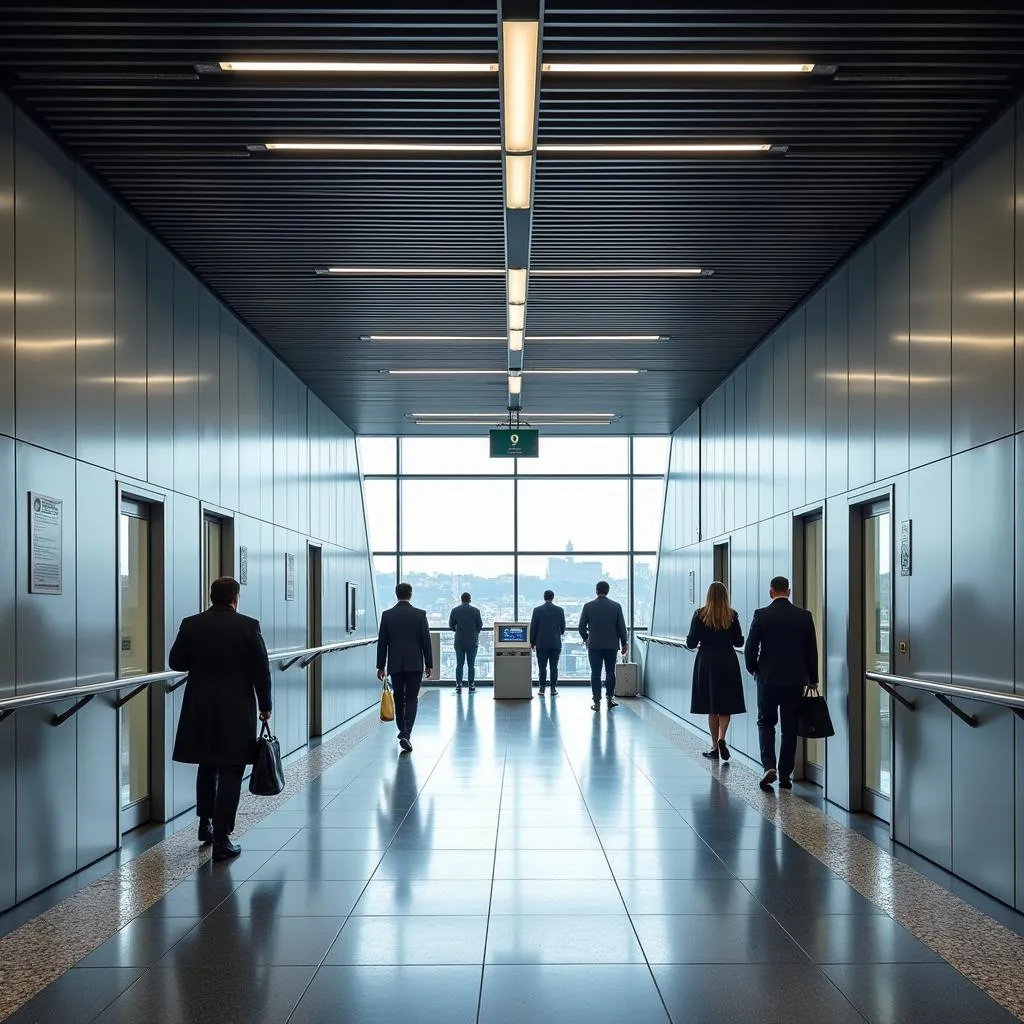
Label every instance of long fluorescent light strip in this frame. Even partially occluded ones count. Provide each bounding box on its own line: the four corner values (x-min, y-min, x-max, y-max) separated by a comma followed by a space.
412, 412, 616, 420
538, 142, 770, 153
502, 21, 540, 153
505, 154, 533, 209
368, 335, 507, 342
264, 141, 499, 152
220, 61, 496, 73
367, 334, 661, 342
543, 62, 815, 74
414, 419, 614, 427
325, 267, 706, 277
529, 335, 661, 342
324, 267, 504, 276
386, 369, 643, 376
530, 268, 705, 277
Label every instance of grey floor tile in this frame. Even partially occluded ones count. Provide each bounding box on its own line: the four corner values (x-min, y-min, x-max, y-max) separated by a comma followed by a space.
478, 964, 670, 1024
652, 963, 866, 1024
618, 878, 762, 915
776, 913, 942, 963
597, 828, 706, 850
605, 848, 729, 880
373, 848, 496, 880
489, 879, 626, 916
157, 915, 346, 967
250, 848, 383, 881
352, 878, 493, 916
493, 848, 613, 879
823, 963, 1021, 1023
91, 965, 316, 1024
4, 968, 145, 1024
325, 915, 488, 965
388, 827, 497, 851
282, 828, 389, 851
75, 917, 199, 968
213, 878, 367, 918
716, 846, 837, 879
741, 876, 885, 915
289, 966, 481, 1024
632, 913, 810, 964
485, 914, 647, 964
237, 826, 302, 850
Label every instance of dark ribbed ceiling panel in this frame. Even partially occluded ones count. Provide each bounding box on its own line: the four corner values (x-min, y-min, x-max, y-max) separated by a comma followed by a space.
0, 4, 1022, 433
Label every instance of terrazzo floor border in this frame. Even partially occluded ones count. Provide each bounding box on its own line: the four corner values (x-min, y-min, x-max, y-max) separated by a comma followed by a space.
0, 699, 390, 1022
626, 697, 1024, 1022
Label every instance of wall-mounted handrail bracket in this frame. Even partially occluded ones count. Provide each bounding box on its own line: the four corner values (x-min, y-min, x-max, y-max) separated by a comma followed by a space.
278, 657, 302, 672
933, 693, 977, 727
51, 694, 95, 727
0, 709, 13, 725
165, 677, 188, 693
114, 684, 149, 709
299, 651, 326, 670
1014, 708, 1024, 722
877, 680, 915, 711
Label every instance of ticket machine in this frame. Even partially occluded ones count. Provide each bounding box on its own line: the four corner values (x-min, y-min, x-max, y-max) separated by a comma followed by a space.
492, 621, 532, 698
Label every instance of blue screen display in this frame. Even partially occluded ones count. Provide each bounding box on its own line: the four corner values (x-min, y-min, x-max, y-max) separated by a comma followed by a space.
499, 626, 527, 644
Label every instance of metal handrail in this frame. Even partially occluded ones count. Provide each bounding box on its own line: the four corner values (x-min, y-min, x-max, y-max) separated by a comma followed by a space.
867, 671, 1024, 725
0, 637, 378, 724
635, 633, 691, 649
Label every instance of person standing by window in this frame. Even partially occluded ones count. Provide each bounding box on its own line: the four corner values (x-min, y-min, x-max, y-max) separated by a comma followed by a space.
530, 589, 566, 696
448, 592, 483, 693
579, 580, 628, 712
686, 582, 746, 761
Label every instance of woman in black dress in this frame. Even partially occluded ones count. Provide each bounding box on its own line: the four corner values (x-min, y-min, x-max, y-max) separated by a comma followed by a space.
685, 581, 745, 760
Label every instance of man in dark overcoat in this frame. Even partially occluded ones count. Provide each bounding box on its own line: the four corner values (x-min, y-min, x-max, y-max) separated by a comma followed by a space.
170, 576, 272, 861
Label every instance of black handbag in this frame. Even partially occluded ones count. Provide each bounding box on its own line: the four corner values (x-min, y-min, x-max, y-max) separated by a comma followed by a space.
797, 686, 835, 739
249, 721, 285, 796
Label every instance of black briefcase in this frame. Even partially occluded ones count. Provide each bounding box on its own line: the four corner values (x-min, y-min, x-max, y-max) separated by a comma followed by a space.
249, 721, 285, 796
797, 687, 835, 739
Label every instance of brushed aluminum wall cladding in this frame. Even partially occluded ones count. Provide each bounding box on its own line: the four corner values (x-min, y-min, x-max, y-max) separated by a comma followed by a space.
648, 102, 1024, 911
1, 8, 1024, 433
0, 94, 379, 914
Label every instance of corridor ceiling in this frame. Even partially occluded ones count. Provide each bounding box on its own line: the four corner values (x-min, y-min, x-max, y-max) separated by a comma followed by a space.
1, 4, 1023, 434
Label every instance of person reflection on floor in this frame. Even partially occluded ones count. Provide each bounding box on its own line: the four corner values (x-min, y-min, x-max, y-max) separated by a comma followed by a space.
377, 755, 433, 906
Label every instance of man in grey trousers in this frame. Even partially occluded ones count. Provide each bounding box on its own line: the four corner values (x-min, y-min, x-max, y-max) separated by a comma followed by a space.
579, 580, 628, 712
449, 591, 483, 693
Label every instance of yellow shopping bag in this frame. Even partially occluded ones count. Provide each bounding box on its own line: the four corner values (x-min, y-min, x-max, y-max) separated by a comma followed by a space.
379, 679, 395, 722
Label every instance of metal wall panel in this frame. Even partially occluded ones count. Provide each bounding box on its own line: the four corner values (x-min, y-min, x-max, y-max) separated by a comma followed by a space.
895, 460, 952, 868
237, 329, 260, 515
172, 264, 199, 498
823, 494, 852, 809
950, 110, 1015, 453
825, 270, 849, 497
0, 95, 13, 438
219, 311, 239, 513
772, 329, 789, 515
1018, 102, 1024, 435
723, 378, 735, 536
874, 212, 910, 481
732, 364, 747, 535
297, 386, 309, 537
950, 438, 1015, 904
805, 292, 827, 504
146, 241, 174, 489
788, 310, 806, 511
15, 443, 78, 899
113, 211, 148, 481
14, 112, 76, 458
847, 245, 876, 489
908, 171, 952, 470
75, 462, 117, 868
756, 345, 773, 525
0, 437, 16, 909
1016, 434, 1024, 910
197, 290, 220, 506
258, 343, 275, 523
74, 171, 115, 471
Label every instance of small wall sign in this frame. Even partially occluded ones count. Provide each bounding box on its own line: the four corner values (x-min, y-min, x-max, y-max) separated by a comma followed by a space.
238, 545, 248, 585
29, 492, 63, 595
899, 519, 912, 577
284, 552, 296, 601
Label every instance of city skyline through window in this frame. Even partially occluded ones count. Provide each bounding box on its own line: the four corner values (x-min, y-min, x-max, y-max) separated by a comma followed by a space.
358, 436, 669, 681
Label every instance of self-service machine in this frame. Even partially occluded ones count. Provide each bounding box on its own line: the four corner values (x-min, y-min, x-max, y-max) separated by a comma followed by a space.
492, 622, 532, 698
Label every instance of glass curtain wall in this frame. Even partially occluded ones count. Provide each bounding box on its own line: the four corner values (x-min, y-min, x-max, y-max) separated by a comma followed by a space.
358, 436, 669, 680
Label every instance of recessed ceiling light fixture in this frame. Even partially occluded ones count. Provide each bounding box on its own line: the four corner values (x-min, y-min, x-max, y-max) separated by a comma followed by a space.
530, 268, 710, 277
381, 368, 645, 376
505, 153, 533, 209
364, 335, 507, 342
502, 21, 540, 153
362, 334, 666, 343
320, 267, 710, 278
317, 267, 504, 276
538, 142, 777, 154
210, 60, 497, 74
507, 269, 528, 305
509, 329, 524, 352
383, 369, 506, 376
255, 141, 500, 153
542, 61, 818, 74
508, 305, 525, 331
508, 373, 523, 396
529, 334, 664, 342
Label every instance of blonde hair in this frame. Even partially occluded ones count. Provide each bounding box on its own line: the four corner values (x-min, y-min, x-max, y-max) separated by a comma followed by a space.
698, 581, 735, 631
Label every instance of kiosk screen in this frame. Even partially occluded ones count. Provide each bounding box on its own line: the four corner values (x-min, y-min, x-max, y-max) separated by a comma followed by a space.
499, 625, 527, 644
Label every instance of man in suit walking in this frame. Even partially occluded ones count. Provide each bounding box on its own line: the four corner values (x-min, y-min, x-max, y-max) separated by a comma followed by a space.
377, 582, 433, 752
448, 591, 483, 693
170, 576, 272, 862
530, 590, 566, 696
744, 575, 820, 791
579, 580, 628, 712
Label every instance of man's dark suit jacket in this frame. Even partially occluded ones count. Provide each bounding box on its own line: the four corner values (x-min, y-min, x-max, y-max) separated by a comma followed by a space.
449, 603, 484, 649
530, 602, 566, 649
169, 606, 272, 766
744, 597, 819, 688
377, 601, 433, 675
578, 595, 628, 650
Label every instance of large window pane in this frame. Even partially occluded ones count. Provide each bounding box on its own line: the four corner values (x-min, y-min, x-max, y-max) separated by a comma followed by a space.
401, 480, 514, 550
633, 555, 658, 630
363, 480, 397, 552
517, 479, 628, 551
518, 554, 629, 679
632, 436, 670, 475
401, 437, 512, 475
517, 437, 628, 475
358, 436, 397, 475
632, 479, 665, 551
372, 554, 397, 610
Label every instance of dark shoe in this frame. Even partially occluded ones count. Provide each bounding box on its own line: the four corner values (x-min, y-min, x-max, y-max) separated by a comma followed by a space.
399, 737, 413, 752
469, 686, 476, 693
198, 818, 214, 844
759, 768, 778, 791
701, 748, 720, 760
607, 697, 618, 709
539, 688, 546, 696
779, 776, 793, 790
550, 688, 558, 696
455, 686, 461, 693
718, 739, 731, 762
591, 700, 601, 711
212, 839, 241, 862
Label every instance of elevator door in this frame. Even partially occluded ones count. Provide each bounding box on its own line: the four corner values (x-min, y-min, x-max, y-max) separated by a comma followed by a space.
119, 501, 152, 831
202, 515, 224, 603
862, 502, 892, 821
308, 545, 323, 737
801, 515, 825, 785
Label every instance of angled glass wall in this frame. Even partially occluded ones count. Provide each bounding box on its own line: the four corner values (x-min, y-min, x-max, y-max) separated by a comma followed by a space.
358, 436, 669, 680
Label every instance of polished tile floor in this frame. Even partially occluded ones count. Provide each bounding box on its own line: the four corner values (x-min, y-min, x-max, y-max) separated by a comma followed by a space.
3, 691, 1021, 1024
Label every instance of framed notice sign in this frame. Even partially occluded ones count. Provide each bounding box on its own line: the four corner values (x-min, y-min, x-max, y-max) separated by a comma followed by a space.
285, 552, 296, 601
29, 492, 63, 595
